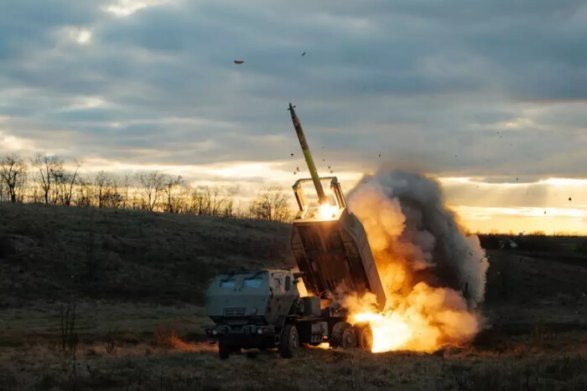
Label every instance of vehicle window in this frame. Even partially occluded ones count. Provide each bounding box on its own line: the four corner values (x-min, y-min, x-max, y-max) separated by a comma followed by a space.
219, 279, 235, 288
285, 276, 291, 291
244, 277, 262, 288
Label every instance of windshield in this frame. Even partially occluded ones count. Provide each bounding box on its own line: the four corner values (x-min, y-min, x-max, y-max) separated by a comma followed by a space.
219, 279, 235, 288
243, 277, 263, 288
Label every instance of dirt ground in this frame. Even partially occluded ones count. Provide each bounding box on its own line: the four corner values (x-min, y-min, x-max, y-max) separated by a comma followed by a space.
0, 204, 586, 390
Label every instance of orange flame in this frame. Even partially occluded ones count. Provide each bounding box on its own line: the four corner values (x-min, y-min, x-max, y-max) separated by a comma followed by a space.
346, 284, 480, 353
345, 177, 486, 353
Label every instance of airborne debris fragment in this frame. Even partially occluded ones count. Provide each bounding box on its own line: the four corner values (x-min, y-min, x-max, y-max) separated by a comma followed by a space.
233, 60, 244, 64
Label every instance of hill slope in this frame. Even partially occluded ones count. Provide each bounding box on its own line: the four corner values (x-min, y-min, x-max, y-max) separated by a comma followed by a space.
0, 203, 294, 306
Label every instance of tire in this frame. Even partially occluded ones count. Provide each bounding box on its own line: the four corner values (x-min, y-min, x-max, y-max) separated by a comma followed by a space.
341, 325, 357, 349
356, 324, 373, 351
218, 339, 231, 360
330, 321, 356, 349
279, 324, 300, 358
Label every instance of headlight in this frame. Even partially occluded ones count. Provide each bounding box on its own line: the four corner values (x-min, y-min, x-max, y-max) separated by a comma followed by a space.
212, 329, 218, 336
257, 328, 263, 335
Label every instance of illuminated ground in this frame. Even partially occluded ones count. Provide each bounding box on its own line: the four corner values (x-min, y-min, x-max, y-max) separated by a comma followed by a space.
0, 203, 586, 390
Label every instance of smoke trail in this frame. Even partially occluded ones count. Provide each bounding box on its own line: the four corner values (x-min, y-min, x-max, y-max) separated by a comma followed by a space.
345, 170, 489, 352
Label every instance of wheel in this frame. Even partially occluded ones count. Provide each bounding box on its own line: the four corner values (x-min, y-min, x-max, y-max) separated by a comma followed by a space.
356, 324, 373, 351
341, 325, 357, 349
279, 324, 300, 358
330, 321, 355, 349
218, 339, 231, 360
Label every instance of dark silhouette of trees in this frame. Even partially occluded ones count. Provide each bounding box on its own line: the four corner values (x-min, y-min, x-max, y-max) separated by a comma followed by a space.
137, 171, 165, 212
0, 152, 291, 221
0, 154, 27, 203
32, 154, 63, 205
162, 175, 184, 213
249, 186, 291, 222
53, 160, 80, 206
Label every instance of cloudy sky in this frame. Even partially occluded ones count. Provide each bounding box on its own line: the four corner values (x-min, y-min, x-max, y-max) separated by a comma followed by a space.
1, 0, 586, 233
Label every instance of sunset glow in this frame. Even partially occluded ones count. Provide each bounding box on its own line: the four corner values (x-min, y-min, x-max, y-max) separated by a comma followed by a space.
36, 158, 587, 234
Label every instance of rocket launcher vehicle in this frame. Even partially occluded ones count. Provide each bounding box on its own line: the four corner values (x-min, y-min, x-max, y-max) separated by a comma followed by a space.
288, 103, 386, 310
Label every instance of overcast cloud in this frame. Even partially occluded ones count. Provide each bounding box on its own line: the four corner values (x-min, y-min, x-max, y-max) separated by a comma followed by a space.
1, 0, 586, 182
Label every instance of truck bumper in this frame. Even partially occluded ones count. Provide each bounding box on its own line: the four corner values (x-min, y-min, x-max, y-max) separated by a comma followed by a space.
206, 324, 277, 348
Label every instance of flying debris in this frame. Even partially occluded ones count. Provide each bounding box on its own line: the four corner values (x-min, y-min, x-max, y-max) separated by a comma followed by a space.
296, 167, 300, 172
569, 197, 572, 201
233, 60, 244, 64
290, 153, 294, 157
378, 154, 381, 158
301, 51, 306, 56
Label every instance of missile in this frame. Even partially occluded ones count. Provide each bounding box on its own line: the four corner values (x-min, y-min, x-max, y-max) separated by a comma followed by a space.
288, 103, 327, 204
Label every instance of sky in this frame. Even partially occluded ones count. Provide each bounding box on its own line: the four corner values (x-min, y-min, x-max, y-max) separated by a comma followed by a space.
1, 0, 586, 233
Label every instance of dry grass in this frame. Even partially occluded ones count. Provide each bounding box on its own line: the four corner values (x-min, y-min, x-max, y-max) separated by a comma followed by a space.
0, 339, 585, 390
0, 203, 586, 390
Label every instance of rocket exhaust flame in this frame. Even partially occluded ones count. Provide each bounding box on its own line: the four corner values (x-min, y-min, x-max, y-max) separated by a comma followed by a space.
286, 104, 485, 353
345, 170, 489, 353
317, 203, 339, 220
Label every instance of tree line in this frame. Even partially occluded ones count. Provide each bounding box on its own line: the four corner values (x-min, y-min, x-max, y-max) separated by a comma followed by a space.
0, 153, 291, 222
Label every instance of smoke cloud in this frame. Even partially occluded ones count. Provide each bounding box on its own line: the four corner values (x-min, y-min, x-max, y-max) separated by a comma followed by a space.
345, 170, 489, 351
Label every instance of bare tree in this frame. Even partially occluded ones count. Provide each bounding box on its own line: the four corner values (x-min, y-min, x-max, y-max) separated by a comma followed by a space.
187, 185, 237, 217
249, 186, 291, 222
94, 171, 112, 208
137, 171, 165, 212
75, 178, 92, 207
53, 160, 81, 206
162, 175, 184, 213
190, 186, 210, 215
0, 179, 5, 202
32, 154, 63, 205
120, 174, 131, 209
0, 154, 27, 203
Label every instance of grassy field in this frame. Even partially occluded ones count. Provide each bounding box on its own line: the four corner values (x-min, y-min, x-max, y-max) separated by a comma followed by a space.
1, 203, 586, 390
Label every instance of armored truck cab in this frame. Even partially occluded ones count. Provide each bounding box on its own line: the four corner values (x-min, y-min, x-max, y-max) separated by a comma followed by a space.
205, 270, 302, 358
206, 270, 298, 326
